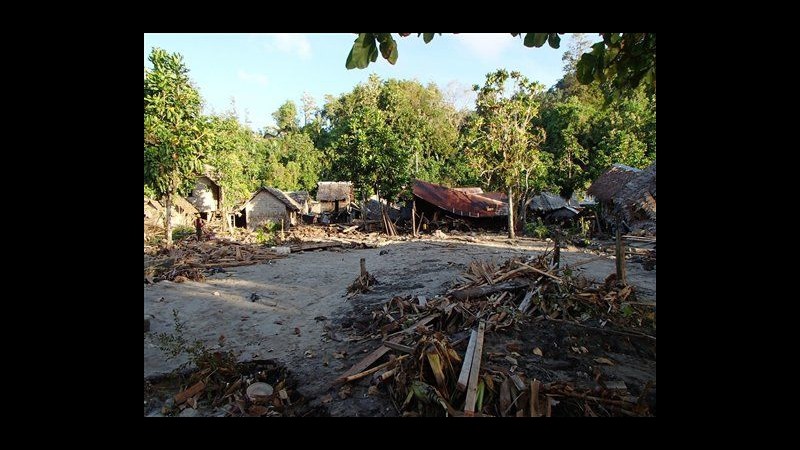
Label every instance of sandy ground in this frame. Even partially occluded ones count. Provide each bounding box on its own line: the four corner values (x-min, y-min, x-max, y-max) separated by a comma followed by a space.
144, 235, 655, 416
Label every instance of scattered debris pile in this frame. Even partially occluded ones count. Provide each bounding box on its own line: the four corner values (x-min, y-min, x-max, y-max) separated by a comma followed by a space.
145, 359, 327, 417
144, 239, 286, 283
334, 254, 655, 416
347, 258, 378, 296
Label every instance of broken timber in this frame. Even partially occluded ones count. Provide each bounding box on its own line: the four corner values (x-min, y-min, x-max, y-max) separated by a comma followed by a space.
457, 329, 478, 392
463, 320, 486, 416
334, 314, 440, 385
451, 280, 527, 301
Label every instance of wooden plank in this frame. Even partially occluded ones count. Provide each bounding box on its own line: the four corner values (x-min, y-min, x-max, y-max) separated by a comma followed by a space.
518, 290, 535, 313
334, 336, 402, 385
464, 321, 486, 416
174, 380, 206, 405
456, 330, 478, 392
530, 379, 541, 417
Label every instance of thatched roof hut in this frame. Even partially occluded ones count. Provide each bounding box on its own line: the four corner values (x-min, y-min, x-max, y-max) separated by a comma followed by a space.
316, 182, 353, 202
587, 164, 642, 203
615, 160, 656, 222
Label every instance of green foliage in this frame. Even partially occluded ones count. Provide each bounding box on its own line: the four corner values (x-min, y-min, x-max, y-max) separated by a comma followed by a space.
322, 75, 462, 201
271, 100, 299, 135
525, 218, 550, 239
154, 309, 238, 373
144, 48, 212, 244
262, 131, 324, 192
206, 115, 264, 211
255, 220, 281, 245
346, 33, 655, 97
172, 225, 195, 241
540, 51, 656, 198
575, 33, 656, 102
462, 69, 550, 218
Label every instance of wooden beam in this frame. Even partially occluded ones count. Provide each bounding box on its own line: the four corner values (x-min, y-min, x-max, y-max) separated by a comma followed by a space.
456, 330, 478, 392
451, 280, 527, 301
464, 321, 486, 416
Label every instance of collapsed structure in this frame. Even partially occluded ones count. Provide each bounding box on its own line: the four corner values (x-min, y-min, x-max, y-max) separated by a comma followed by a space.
412, 179, 509, 229
588, 161, 656, 234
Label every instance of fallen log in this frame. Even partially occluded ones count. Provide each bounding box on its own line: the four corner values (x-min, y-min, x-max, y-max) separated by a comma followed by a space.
451, 280, 528, 301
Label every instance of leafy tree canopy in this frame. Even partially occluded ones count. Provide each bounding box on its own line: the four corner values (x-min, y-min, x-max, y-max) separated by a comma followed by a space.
345, 33, 655, 100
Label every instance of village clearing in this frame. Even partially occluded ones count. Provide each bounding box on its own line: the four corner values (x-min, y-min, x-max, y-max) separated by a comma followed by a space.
144, 229, 655, 417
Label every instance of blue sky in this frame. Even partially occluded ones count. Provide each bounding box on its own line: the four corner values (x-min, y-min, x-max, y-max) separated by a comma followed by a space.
144, 33, 577, 132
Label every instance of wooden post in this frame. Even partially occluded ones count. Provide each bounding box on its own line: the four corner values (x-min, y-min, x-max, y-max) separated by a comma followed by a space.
507, 188, 515, 239
553, 229, 560, 269
164, 193, 173, 247
615, 226, 627, 285
412, 200, 417, 237
360, 258, 367, 278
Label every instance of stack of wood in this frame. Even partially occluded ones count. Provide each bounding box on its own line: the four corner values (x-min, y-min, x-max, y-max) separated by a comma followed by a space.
381, 207, 398, 236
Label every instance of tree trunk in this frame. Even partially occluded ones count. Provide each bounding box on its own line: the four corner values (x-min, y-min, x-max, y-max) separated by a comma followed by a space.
507, 188, 515, 239
165, 192, 173, 247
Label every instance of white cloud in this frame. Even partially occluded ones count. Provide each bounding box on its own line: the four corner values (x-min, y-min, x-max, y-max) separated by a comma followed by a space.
257, 33, 312, 59
237, 70, 268, 86
455, 33, 516, 61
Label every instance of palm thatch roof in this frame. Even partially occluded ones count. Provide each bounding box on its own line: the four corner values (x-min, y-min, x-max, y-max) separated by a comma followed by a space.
615, 160, 656, 222
287, 191, 310, 205
236, 187, 301, 212
587, 164, 642, 202
316, 182, 353, 202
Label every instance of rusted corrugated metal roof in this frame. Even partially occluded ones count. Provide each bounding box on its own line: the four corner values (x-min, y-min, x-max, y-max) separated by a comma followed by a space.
412, 179, 508, 218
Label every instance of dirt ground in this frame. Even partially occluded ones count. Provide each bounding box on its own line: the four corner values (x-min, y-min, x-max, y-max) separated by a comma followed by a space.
144, 234, 655, 416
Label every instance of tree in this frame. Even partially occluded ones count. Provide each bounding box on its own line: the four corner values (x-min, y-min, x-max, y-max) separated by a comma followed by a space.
540, 71, 656, 199
463, 70, 549, 238
206, 114, 266, 230
262, 131, 325, 193
320, 75, 464, 202
144, 48, 211, 246
344, 33, 656, 98
270, 100, 299, 136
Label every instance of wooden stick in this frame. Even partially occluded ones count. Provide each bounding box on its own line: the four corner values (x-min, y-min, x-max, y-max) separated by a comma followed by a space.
464, 321, 486, 416
334, 335, 403, 384
515, 261, 562, 283
343, 355, 407, 383
457, 330, 478, 392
